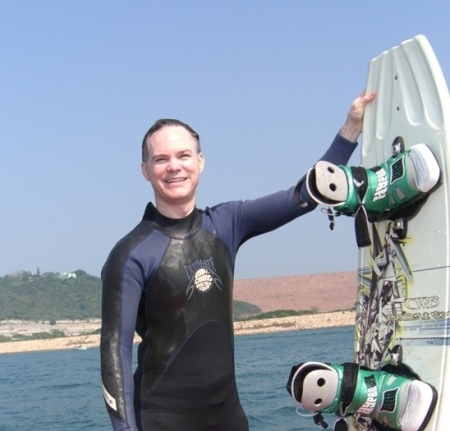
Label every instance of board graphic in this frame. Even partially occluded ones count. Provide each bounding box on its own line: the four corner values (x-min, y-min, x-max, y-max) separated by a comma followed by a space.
352, 35, 450, 431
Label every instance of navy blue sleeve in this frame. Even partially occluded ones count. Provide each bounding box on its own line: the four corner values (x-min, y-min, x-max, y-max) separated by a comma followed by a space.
317, 133, 358, 165
203, 134, 358, 259
100, 225, 167, 431
101, 243, 143, 431
203, 187, 307, 256
209, 133, 358, 258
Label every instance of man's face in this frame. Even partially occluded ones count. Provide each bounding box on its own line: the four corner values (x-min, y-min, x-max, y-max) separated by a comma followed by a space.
141, 125, 204, 215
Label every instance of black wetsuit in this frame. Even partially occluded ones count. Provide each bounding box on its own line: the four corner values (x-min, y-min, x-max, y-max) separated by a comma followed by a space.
100, 134, 357, 431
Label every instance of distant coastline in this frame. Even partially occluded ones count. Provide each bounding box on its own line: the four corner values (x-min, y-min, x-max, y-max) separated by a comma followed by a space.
0, 311, 355, 354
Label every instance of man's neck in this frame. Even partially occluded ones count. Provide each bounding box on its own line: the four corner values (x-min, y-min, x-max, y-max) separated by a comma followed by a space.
155, 200, 196, 219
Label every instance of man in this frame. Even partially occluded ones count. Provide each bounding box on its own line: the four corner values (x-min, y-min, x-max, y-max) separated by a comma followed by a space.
100, 92, 376, 431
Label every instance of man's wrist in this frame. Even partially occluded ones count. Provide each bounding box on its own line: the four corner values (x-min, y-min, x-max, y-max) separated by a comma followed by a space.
338, 123, 361, 143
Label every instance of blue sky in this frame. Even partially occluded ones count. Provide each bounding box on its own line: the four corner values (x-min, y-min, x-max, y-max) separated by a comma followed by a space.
1, 1, 450, 279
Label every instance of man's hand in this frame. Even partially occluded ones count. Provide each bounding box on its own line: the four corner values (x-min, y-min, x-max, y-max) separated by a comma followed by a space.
339, 91, 376, 142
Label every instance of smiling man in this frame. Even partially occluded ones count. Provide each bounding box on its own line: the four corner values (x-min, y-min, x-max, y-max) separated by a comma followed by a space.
141, 120, 205, 218
100, 92, 375, 431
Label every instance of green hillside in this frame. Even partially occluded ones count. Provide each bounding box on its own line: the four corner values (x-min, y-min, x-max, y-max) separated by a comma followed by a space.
0, 270, 101, 321
0, 270, 262, 321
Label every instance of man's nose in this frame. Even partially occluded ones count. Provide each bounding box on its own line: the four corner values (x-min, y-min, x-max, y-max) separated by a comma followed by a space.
167, 157, 181, 171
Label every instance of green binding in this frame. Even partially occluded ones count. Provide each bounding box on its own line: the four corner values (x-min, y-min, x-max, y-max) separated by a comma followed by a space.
287, 361, 438, 431
305, 141, 441, 246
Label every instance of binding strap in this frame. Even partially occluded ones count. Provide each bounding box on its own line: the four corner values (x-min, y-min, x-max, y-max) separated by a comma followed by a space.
340, 363, 359, 414
348, 167, 371, 247
333, 363, 360, 431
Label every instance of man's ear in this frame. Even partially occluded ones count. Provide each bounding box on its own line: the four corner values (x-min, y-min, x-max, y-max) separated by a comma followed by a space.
198, 152, 205, 173
141, 162, 151, 181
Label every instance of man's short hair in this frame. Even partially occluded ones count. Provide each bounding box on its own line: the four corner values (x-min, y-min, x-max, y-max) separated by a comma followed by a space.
141, 119, 201, 162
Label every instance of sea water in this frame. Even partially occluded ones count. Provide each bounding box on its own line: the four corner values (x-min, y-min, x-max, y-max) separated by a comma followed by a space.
0, 326, 353, 431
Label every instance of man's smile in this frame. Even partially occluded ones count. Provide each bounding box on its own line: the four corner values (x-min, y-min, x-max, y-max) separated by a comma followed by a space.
165, 177, 187, 184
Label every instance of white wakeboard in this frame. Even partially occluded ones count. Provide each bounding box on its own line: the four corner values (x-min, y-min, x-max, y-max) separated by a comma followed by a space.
353, 35, 450, 431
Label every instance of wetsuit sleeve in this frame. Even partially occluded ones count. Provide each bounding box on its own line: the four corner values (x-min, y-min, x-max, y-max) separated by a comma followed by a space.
221, 133, 359, 248
316, 133, 358, 166
101, 243, 144, 431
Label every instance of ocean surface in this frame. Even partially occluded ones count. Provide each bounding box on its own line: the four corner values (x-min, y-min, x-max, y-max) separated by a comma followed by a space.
0, 326, 354, 431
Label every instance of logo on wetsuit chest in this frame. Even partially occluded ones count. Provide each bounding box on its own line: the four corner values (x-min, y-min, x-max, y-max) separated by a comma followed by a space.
185, 257, 222, 299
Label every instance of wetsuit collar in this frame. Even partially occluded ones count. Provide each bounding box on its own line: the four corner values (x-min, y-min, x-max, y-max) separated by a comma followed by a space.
142, 202, 202, 238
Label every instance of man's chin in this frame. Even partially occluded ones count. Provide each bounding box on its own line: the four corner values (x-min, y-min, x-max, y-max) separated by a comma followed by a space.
162, 191, 196, 204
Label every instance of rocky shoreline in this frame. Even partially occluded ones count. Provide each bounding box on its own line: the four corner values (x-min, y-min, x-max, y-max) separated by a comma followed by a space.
0, 311, 355, 354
